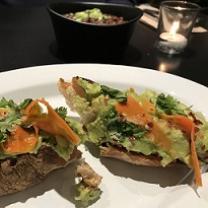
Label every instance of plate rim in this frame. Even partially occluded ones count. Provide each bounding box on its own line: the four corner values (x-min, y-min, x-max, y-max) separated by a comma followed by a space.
0, 63, 207, 90
1, 63, 208, 116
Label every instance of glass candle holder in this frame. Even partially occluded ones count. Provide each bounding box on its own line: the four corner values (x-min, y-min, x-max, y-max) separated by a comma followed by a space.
156, 1, 200, 55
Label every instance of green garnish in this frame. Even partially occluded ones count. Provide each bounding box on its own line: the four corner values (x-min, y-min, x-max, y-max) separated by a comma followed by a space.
0, 98, 21, 143
75, 182, 102, 208
55, 106, 68, 119
106, 109, 146, 139
0, 97, 18, 109
156, 93, 186, 115
19, 98, 32, 110
101, 85, 127, 103
72, 8, 104, 23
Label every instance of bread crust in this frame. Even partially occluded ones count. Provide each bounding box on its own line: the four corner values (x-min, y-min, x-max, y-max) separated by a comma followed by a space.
100, 145, 162, 167
58, 78, 75, 111
0, 146, 81, 196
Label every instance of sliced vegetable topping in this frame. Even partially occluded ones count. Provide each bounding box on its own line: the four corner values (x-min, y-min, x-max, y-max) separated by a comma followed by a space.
165, 115, 202, 186
2, 126, 38, 154
115, 95, 152, 126
191, 127, 202, 186
23, 99, 80, 144
115, 96, 172, 151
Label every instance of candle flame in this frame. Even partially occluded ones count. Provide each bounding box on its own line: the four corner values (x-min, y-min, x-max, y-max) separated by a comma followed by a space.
159, 63, 167, 72
170, 21, 180, 35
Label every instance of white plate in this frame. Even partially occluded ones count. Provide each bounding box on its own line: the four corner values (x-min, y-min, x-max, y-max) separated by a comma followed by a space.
0, 64, 208, 208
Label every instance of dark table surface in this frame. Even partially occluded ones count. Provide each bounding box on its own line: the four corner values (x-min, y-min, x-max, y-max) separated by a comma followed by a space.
0, 2, 208, 87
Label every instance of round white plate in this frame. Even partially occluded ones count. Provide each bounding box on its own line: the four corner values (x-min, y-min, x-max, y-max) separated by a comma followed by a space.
0, 64, 208, 208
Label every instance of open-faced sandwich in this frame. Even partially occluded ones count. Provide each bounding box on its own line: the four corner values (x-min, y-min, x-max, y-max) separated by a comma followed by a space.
0, 97, 86, 196
59, 76, 208, 186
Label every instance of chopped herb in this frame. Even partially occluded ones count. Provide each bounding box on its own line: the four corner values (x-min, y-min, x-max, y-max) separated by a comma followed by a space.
0, 97, 18, 109
105, 109, 147, 139
101, 85, 127, 103
107, 119, 147, 139
0, 112, 21, 143
156, 93, 185, 115
55, 107, 67, 119
0, 98, 22, 143
0, 132, 8, 143
19, 98, 32, 110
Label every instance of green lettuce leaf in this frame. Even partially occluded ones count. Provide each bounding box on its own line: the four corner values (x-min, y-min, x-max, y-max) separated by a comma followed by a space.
66, 116, 87, 143
75, 182, 102, 208
156, 93, 188, 115
0, 98, 22, 143
40, 131, 74, 161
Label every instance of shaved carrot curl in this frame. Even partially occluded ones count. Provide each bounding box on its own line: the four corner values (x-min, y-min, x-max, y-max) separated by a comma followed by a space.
24, 99, 80, 145
115, 96, 171, 151
3, 126, 38, 154
165, 115, 202, 186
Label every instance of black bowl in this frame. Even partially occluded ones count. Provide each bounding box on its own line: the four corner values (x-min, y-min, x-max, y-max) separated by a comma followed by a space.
48, 2, 143, 62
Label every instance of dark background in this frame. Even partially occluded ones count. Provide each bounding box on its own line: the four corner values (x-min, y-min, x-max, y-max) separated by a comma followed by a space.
1, 0, 136, 6
0, 0, 207, 86
2, 0, 208, 7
